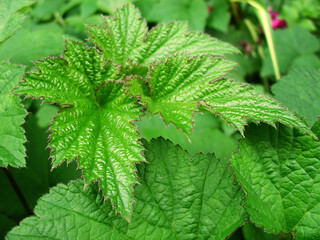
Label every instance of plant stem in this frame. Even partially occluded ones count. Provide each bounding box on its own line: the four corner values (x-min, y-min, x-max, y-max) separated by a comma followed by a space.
1, 168, 32, 215
230, 0, 281, 80
243, 18, 270, 93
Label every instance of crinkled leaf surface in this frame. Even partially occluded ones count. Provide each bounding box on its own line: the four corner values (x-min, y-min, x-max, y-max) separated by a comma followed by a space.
132, 54, 236, 135
200, 79, 312, 135
14, 40, 144, 219
0, 0, 34, 43
7, 138, 247, 239
312, 118, 320, 139
0, 109, 81, 238
0, 61, 26, 167
230, 123, 320, 239
272, 67, 320, 127
87, 3, 238, 66
130, 53, 311, 136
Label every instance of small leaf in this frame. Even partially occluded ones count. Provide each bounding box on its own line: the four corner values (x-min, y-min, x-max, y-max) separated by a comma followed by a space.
0, 0, 34, 43
7, 138, 247, 239
0, 61, 26, 167
272, 67, 320, 127
14, 40, 144, 219
230, 123, 320, 239
87, 3, 238, 66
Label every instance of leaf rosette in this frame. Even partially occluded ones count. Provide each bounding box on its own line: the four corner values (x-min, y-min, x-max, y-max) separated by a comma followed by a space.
14, 3, 312, 218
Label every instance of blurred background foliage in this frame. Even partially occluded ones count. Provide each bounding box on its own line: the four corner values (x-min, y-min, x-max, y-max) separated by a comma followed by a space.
1, 0, 319, 239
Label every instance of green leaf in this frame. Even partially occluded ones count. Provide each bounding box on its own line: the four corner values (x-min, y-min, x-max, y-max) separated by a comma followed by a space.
201, 78, 313, 136
61, 0, 98, 18
281, 0, 320, 31
0, 61, 26, 167
31, 0, 65, 21
7, 138, 247, 239
97, 0, 132, 14
14, 40, 144, 219
87, 3, 238, 66
87, 3, 148, 66
312, 118, 320, 139
0, 0, 34, 43
133, 0, 158, 21
230, 123, 320, 239
147, 0, 209, 31
207, 0, 231, 33
131, 53, 311, 136
0, 108, 81, 237
272, 67, 320, 127
0, 21, 77, 66
133, 54, 236, 135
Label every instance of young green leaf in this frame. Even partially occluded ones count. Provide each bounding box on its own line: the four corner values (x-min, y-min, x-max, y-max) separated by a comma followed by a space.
0, 61, 26, 167
131, 54, 236, 135
272, 67, 320, 127
87, 3, 239, 66
230, 123, 320, 239
14, 40, 144, 219
130, 53, 311, 136
0, 0, 34, 43
7, 138, 247, 239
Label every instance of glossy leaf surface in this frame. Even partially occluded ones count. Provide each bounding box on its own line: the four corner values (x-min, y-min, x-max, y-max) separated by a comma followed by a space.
201, 80, 312, 135
14, 40, 144, 219
130, 54, 311, 136
7, 138, 247, 239
87, 3, 238, 66
0, 61, 26, 167
133, 54, 236, 135
230, 123, 320, 239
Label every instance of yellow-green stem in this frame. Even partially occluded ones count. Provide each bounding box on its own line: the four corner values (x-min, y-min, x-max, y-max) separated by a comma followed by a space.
230, 0, 281, 80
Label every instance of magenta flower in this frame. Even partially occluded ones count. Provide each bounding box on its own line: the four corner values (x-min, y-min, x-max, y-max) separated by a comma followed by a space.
268, 7, 288, 30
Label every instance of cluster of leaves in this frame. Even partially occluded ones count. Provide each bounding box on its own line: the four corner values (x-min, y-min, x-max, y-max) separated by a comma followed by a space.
1, 0, 320, 239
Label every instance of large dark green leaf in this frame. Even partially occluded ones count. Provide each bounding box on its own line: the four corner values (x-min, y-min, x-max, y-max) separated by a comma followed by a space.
230, 123, 320, 239
272, 67, 320, 126
7, 138, 247, 239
